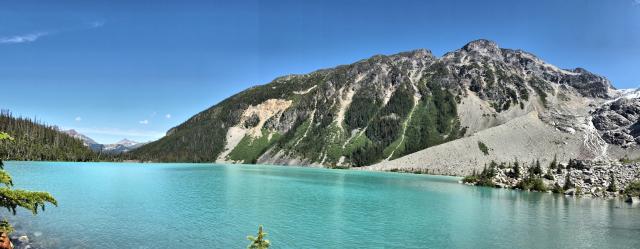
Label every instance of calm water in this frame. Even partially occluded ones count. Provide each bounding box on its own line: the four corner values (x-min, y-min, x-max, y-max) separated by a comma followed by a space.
3, 161, 639, 249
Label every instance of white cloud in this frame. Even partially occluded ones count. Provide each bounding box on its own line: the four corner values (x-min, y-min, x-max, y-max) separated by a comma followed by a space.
139, 120, 149, 125
75, 116, 82, 122
165, 114, 172, 119
0, 31, 50, 44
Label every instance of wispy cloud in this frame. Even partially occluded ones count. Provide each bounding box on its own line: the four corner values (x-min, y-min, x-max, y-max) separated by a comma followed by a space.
0, 20, 105, 45
139, 120, 149, 125
75, 116, 82, 122
0, 31, 50, 44
165, 114, 172, 119
90, 21, 105, 28
634, 0, 640, 6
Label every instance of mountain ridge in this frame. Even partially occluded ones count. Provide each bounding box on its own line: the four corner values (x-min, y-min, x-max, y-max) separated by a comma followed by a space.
131, 39, 637, 174
62, 130, 146, 154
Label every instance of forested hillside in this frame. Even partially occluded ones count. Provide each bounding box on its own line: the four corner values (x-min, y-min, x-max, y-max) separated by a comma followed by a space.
0, 110, 97, 161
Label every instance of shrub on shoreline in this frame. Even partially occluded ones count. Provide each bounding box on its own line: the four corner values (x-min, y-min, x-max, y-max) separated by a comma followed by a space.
624, 181, 640, 196
515, 177, 547, 192
462, 162, 496, 187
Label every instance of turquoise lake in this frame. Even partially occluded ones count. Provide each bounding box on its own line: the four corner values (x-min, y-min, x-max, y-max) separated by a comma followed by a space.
4, 161, 640, 248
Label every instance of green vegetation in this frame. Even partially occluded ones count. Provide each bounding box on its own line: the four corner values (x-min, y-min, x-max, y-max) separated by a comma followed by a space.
515, 177, 547, 192
402, 81, 462, 156
619, 156, 640, 164
515, 159, 547, 191
462, 161, 497, 187
344, 95, 380, 130
0, 111, 98, 162
510, 160, 521, 178
477, 141, 489, 155
566, 159, 587, 170
551, 183, 564, 193
529, 77, 550, 106
345, 85, 414, 166
463, 158, 550, 192
563, 174, 574, 190
549, 155, 557, 169
530, 159, 543, 175
388, 168, 430, 174
624, 181, 640, 196
132, 73, 322, 162
247, 225, 270, 249
228, 130, 282, 164
0, 132, 58, 234
607, 173, 617, 192
345, 80, 464, 166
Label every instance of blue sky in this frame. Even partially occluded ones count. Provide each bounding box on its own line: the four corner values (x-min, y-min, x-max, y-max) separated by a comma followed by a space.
1, 0, 639, 144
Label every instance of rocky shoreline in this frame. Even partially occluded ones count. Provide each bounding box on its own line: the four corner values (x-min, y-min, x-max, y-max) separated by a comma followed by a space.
461, 159, 640, 201
1, 222, 60, 249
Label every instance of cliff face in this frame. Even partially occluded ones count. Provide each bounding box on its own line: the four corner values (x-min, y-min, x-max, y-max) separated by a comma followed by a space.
132, 39, 636, 172
592, 95, 640, 147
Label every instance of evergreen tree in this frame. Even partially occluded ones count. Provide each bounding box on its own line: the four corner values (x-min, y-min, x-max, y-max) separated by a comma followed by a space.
0, 111, 98, 161
513, 159, 521, 178
0, 132, 58, 235
607, 172, 617, 192
549, 155, 557, 169
247, 225, 270, 249
563, 174, 573, 190
555, 163, 564, 174
531, 159, 543, 175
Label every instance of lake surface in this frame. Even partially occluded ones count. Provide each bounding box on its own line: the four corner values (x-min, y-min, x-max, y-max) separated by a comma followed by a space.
4, 161, 640, 249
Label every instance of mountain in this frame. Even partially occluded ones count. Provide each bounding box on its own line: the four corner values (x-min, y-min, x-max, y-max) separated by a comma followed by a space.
0, 111, 97, 161
132, 39, 639, 174
102, 139, 146, 154
62, 130, 146, 154
63, 129, 104, 152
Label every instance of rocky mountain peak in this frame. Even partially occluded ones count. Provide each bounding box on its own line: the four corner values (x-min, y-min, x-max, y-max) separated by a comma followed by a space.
66, 129, 79, 135
461, 39, 502, 57
116, 139, 139, 146
572, 67, 589, 74
393, 48, 434, 59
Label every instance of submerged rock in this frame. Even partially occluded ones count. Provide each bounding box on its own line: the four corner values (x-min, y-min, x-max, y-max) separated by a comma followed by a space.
17, 237, 27, 245
625, 196, 640, 203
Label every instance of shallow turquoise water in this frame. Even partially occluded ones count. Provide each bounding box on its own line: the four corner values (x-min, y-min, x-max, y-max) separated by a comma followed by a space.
4, 161, 640, 248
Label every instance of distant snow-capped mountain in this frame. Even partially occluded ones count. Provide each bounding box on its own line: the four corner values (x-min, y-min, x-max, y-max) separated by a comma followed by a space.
62, 130, 147, 154
102, 139, 146, 154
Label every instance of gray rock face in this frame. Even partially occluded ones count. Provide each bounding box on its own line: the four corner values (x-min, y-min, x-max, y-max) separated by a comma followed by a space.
592, 98, 640, 147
